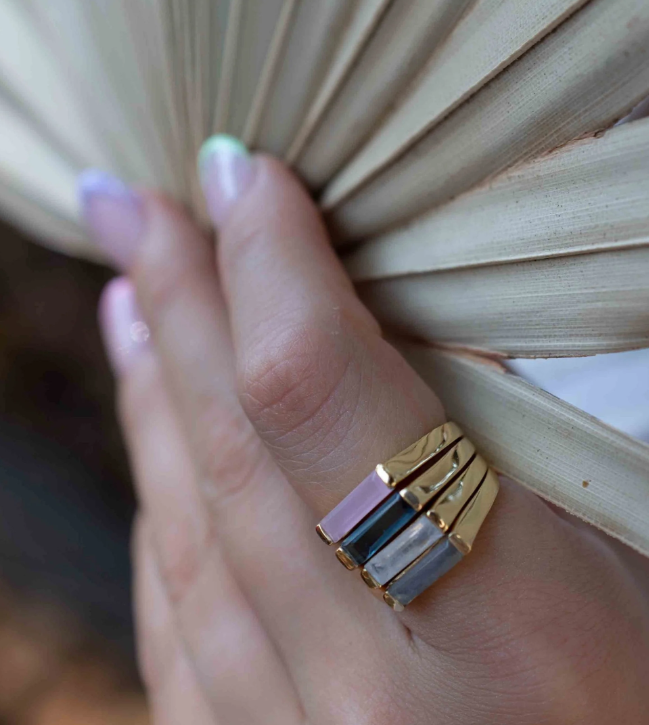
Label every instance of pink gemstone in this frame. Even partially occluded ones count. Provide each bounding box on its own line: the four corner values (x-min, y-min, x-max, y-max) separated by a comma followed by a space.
318, 470, 392, 544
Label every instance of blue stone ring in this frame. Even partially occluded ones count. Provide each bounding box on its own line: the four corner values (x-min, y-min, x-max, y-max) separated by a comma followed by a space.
315, 422, 500, 611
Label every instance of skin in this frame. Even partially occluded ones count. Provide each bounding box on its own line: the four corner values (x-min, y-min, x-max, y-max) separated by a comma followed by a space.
97, 154, 649, 724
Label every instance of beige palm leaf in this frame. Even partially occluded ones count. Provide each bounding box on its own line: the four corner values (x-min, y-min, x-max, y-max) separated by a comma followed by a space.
0, 0, 648, 554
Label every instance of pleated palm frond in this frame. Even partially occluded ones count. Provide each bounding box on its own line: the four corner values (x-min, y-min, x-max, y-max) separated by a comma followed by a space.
0, 0, 648, 555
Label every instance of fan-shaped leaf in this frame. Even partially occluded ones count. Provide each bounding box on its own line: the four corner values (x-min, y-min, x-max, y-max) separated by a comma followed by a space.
294, 0, 470, 189
325, 0, 649, 242
325, 0, 588, 208
346, 119, 649, 280
359, 247, 649, 357
401, 344, 649, 557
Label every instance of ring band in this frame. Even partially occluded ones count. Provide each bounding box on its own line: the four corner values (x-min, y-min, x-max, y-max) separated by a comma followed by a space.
316, 422, 499, 611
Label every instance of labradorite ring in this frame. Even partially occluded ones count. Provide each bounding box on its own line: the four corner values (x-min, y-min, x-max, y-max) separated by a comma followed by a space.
315, 422, 499, 611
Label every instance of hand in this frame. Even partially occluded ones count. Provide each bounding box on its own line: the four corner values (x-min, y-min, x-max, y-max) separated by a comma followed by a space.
82, 140, 649, 724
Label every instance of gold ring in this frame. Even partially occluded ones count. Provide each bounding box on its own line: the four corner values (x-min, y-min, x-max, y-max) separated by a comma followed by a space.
316, 422, 499, 611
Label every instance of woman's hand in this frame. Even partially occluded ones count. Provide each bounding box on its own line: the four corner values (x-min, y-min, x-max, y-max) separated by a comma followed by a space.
81, 140, 649, 725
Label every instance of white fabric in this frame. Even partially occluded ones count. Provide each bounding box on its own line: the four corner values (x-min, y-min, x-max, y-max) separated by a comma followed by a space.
509, 350, 649, 442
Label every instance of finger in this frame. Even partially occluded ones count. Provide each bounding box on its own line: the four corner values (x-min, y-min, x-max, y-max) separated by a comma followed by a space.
199, 140, 649, 688
134, 519, 217, 725
100, 278, 302, 725
90, 195, 409, 720
205, 142, 444, 512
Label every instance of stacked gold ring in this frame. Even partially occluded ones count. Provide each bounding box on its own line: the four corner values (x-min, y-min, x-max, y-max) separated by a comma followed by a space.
316, 422, 499, 611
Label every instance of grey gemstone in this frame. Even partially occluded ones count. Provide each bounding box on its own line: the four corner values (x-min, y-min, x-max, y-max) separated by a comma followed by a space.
365, 515, 443, 586
387, 537, 463, 607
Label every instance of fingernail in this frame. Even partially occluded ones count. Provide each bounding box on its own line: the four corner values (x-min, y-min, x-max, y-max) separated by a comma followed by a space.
99, 277, 151, 375
78, 169, 144, 270
198, 135, 255, 225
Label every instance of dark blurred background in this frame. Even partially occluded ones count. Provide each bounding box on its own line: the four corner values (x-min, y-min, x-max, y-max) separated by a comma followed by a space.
0, 219, 147, 723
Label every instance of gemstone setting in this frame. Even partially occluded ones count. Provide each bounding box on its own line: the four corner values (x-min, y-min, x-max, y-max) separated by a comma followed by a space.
318, 470, 391, 544
364, 515, 444, 587
337, 492, 417, 568
385, 537, 464, 608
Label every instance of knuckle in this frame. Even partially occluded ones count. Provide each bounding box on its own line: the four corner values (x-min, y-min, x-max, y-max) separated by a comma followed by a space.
154, 516, 213, 608
121, 371, 211, 605
221, 216, 267, 269
132, 205, 213, 324
191, 397, 269, 509
238, 321, 355, 450
134, 247, 199, 326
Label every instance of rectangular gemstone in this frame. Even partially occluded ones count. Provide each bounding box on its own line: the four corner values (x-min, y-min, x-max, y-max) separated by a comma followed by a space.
364, 515, 444, 587
386, 537, 463, 608
318, 470, 392, 544
339, 492, 417, 567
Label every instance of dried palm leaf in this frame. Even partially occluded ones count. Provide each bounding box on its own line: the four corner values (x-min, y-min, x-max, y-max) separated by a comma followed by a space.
401, 344, 649, 557
348, 119, 649, 356
286, 0, 392, 164
346, 118, 649, 280
244, 0, 353, 154
325, 0, 649, 241
359, 247, 649, 358
0, 0, 647, 552
323, 0, 590, 208
293, 0, 472, 189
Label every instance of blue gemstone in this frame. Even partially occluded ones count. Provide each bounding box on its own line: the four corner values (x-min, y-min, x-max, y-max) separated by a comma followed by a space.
387, 537, 463, 607
339, 492, 417, 567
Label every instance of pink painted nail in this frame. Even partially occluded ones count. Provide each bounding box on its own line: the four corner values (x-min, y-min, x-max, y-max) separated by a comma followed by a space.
99, 277, 151, 375
198, 135, 256, 225
78, 169, 144, 270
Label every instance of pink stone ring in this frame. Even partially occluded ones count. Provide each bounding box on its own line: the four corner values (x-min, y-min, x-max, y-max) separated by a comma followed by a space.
315, 422, 500, 611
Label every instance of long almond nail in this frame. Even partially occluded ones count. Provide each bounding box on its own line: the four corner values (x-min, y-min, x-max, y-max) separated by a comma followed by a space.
78, 169, 144, 270
99, 277, 151, 375
198, 135, 256, 226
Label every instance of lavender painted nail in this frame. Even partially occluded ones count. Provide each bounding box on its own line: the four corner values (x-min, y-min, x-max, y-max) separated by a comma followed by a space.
317, 470, 392, 544
78, 169, 144, 270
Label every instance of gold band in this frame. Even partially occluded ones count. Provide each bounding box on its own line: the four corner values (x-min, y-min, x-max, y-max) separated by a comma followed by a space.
376, 421, 463, 487
449, 467, 500, 555
427, 455, 488, 532
317, 421, 499, 610
315, 523, 333, 545
400, 437, 476, 511
335, 547, 357, 570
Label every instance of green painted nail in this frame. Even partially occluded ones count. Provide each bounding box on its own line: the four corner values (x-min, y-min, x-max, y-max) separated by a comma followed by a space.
198, 134, 248, 173
198, 134, 254, 224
